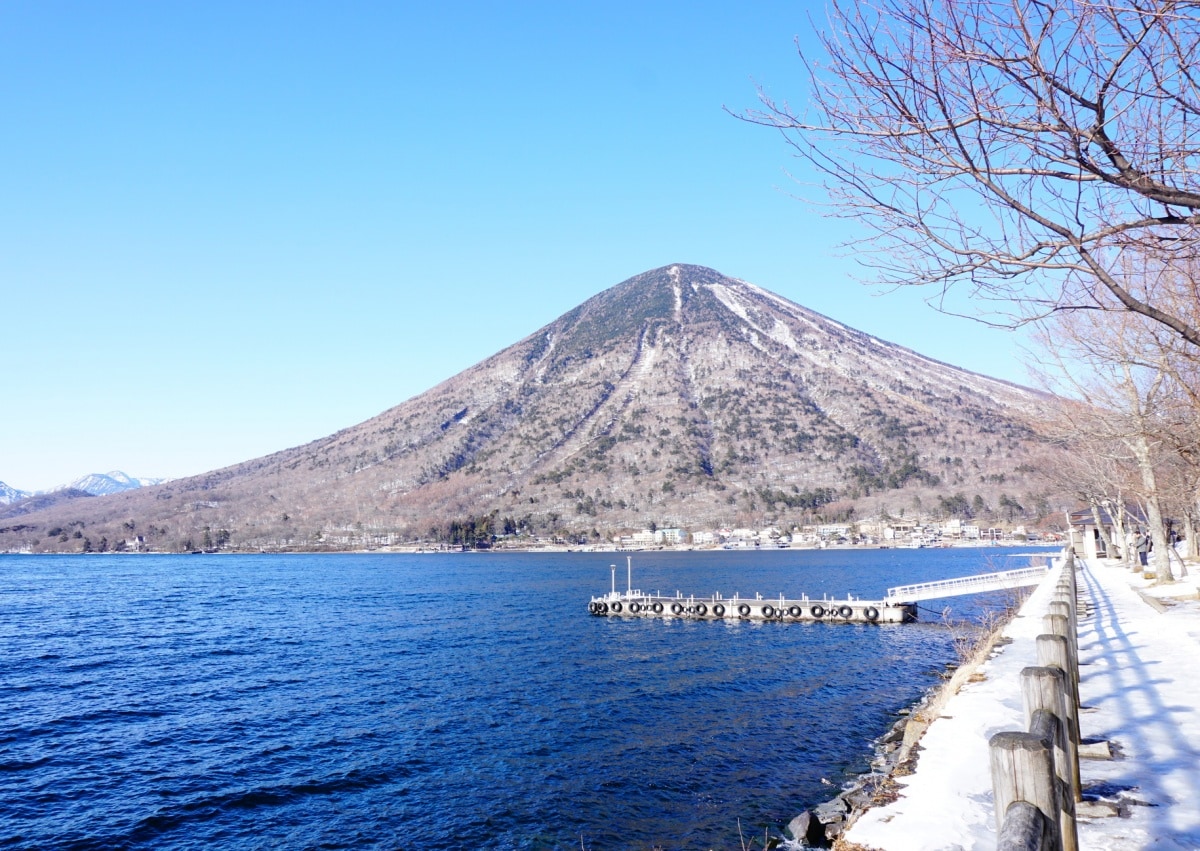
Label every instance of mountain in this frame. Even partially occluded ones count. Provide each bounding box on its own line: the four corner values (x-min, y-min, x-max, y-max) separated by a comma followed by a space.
0, 481, 31, 506
64, 471, 167, 496
0, 489, 94, 522
0, 265, 1061, 553
0, 471, 163, 503
0, 471, 164, 521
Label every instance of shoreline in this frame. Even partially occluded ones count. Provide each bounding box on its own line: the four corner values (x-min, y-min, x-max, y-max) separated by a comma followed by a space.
786, 595, 1026, 848
813, 555, 1200, 850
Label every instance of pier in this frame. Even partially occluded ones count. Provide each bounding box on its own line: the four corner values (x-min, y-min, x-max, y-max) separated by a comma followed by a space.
588, 591, 915, 624
588, 558, 1050, 625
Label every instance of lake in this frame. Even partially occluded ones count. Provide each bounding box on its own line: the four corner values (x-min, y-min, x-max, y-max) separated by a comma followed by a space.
0, 548, 1053, 849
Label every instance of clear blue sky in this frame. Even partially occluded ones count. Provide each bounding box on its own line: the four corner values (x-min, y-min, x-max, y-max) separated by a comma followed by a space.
1, 1, 1033, 493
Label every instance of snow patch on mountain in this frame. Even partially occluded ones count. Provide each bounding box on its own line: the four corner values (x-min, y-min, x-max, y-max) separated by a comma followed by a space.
767, 318, 800, 352
62, 472, 167, 496
1, 471, 167, 503
706, 281, 751, 324
0, 481, 31, 505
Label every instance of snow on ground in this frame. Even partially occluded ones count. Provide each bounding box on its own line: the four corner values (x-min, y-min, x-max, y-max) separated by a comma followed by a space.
1073, 560, 1200, 850
840, 560, 1059, 850
840, 556, 1200, 851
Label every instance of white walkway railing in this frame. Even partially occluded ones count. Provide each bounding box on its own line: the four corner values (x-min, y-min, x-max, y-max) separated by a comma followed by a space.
885, 565, 1049, 604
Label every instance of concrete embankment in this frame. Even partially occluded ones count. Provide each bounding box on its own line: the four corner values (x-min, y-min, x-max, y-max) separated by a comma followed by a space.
816, 556, 1200, 851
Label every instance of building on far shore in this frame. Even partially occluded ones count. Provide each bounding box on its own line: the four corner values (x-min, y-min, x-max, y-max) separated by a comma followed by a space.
655, 528, 684, 546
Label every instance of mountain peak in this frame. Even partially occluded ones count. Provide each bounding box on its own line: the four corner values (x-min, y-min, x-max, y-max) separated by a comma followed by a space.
0, 481, 30, 506
59, 472, 165, 497
537, 264, 776, 369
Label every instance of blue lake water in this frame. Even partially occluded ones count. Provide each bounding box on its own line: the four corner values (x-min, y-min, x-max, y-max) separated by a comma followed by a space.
0, 548, 1053, 849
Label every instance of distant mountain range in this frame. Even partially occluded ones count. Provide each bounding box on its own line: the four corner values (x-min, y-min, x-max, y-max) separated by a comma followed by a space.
0, 481, 29, 506
60, 471, 167, 497
0, 472, 165, 505
0, 264, 1064, 553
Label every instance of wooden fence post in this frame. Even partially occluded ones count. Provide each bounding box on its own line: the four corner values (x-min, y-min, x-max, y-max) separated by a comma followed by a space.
990, 727, 1060, 851
1048, 601, 1077, 671
1036, 634, 1081, 802
991, 551, 1084, 850
997, 801, 1050, 851
1021, 666, 1078, 851
1042, 614, 1078, 697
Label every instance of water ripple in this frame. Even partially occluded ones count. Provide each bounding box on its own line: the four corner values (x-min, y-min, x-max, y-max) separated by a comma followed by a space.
0, 549, 1047, 849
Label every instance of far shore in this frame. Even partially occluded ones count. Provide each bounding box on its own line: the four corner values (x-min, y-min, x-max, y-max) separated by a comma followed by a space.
353, 539, 1057, 555
1, 540, 1059, 556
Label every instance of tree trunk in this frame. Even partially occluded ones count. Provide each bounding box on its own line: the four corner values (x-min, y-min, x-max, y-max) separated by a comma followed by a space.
1089, 500, 1115, 560
1147, 497, 1173, 583
1189, 501, 1200, 561
1132, 436, 1173, 584
1107, 497, 1133, 570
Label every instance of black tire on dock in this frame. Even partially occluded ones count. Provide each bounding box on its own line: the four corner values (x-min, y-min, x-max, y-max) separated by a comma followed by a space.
810, 605, 825, 618
713, 604, 725, 617
598, 602, 608, 614
652, 602, 663, 614
695, 603, 708, 617
788, 605, 802, 618
629, 602, 641, 613
738, 604, 751, 617
611, 602, 622, 613
672, 602, 684, 615
762, 605, 775, 618
839, 605, 853, 619
865, 606, 880, 622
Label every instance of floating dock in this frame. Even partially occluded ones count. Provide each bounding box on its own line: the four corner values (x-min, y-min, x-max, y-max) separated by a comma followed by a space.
588, 591, 914, 623
587, 559, 1048, 625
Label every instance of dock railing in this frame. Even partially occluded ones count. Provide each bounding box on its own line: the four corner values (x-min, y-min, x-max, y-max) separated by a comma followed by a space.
886, 565, 1049, 604
989, 550, 1081, 851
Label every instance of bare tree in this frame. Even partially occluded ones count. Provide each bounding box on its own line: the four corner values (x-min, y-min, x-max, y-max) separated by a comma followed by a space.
1037, 306, 1186, 583
1039, 397, 1140, 567
747, 0, 1200, 343
1134, 309, 1200, 565
1156, 449, 1197, 570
